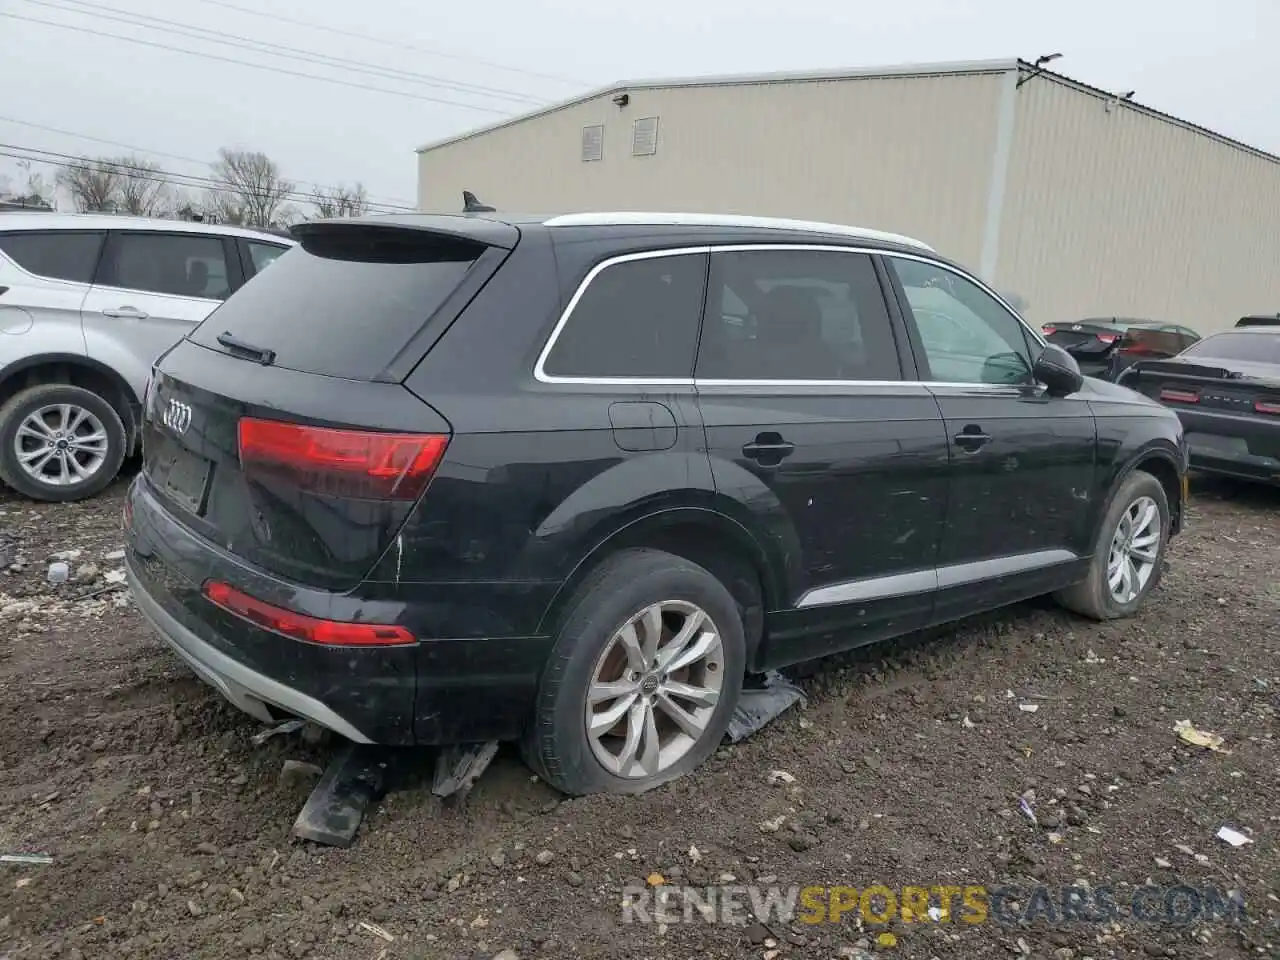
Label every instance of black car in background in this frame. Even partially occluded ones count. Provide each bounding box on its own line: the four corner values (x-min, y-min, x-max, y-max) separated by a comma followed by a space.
1119, 327, 1280, 485
124, 209, 1187, 797
1236, 313, 1280, 328
1042, 318, 1200, 380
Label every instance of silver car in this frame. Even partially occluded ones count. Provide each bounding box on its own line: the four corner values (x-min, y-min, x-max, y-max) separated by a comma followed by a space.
0, 213, 293, 501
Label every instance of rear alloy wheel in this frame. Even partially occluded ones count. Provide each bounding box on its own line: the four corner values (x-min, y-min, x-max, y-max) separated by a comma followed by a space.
0, 384, 127, 502
524, 549, 745, 795
1055, 469, 1170, 620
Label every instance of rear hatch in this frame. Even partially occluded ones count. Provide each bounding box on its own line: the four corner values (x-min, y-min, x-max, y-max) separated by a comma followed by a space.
142, 218, 515, 591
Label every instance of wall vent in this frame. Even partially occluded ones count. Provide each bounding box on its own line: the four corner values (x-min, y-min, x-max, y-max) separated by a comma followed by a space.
632, 117, 659, 156
581, 124, 604, 162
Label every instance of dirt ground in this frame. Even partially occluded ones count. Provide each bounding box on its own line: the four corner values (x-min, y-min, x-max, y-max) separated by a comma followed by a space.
1, 467, 1276, 960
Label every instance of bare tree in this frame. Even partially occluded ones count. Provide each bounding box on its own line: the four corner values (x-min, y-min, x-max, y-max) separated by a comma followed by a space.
56, 157, 124, 212
10, 160, 54, 209
311, 182, 369, 219
210, 148, 294, 228
115, 155, 170, 216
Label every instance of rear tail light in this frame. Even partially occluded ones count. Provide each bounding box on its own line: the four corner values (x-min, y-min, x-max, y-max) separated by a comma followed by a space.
1095, 333, 1120, 344
203, 580, 415, 646
237, 418, 449, 500
1160, 388, 1200, 404
1041, 325, 1057, 335
1255, 399, 1280, 415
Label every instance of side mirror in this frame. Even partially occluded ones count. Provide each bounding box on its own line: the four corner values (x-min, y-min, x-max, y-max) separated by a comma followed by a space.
1033, 343, 1084, 397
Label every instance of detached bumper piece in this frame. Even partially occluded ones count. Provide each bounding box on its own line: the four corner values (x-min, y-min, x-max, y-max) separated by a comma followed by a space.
292, 745, 388, 848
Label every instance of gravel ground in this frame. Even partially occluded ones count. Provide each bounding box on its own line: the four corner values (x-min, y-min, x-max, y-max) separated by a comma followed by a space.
0, 468, 1277, 960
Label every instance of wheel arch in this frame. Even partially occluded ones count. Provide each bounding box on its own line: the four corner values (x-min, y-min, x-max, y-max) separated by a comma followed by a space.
0, 353, 141, 451
1108, 446, 1184, 536
535, 506, 784, 670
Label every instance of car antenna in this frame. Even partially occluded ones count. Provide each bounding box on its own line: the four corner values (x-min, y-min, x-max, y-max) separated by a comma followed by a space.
462, 190, 496, 213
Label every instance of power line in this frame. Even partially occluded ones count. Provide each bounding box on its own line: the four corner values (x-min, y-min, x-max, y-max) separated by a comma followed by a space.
178, 0, 587, 88
0, 115, 418, 209
21, 0, 547, 106
1, 144, 417, 214
2, 12, 519, 114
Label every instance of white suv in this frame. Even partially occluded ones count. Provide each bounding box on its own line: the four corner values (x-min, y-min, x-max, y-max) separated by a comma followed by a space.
0, 213, 293, 501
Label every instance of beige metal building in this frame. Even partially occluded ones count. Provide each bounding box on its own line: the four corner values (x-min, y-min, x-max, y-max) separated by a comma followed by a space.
417, 58, 1280, 334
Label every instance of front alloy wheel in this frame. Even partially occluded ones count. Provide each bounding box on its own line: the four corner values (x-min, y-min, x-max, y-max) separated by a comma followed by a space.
1106, 495, 1161, 604
1054, 468, 1171, 621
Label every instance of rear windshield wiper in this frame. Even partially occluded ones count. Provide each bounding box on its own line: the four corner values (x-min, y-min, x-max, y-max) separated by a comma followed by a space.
215, 331, 276, 366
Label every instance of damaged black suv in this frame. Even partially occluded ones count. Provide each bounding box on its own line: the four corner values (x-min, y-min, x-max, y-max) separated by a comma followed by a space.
125, 209, 1187, 795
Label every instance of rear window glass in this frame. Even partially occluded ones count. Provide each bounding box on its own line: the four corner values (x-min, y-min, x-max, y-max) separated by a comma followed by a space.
0, 230, 104, 283
1183, 332, 1280, 364
190, 228, 483, 380
541, 253, 706, 379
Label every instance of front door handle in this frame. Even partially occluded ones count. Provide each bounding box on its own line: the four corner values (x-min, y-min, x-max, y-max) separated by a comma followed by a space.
954, 426, 992, 452
742, 433, 796, 462
102, 306, 149, 320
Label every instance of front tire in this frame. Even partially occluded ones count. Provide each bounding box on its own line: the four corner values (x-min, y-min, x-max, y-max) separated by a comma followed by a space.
0, 384, 127, 502
1055, 469, 1170, 620
523, 548, 746, 796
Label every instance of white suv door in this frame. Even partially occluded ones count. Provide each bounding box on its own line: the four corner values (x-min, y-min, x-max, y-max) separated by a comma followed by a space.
0, 229, 102, 350
80, 230, 236, 400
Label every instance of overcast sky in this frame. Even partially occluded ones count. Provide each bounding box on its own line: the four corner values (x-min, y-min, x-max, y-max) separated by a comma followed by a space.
1, 0, 1274, 213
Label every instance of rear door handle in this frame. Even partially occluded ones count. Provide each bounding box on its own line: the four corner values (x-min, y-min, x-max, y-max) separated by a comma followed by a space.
954, 428, 992, 452
742, 435, 796, 461
103, 306, 149, 320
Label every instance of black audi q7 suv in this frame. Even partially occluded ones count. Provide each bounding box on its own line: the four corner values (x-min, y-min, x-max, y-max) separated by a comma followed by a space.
124, 210, 1188, 796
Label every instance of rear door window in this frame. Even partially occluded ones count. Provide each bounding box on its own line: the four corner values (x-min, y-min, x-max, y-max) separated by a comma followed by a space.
0, 230, 105, 283
100, 232, 231, 300
540, 252, 707, 379
696, 248, 901, 381
190, 226, 486, 381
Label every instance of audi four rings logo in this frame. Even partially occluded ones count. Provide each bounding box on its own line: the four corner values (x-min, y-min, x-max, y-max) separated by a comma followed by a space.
163, 399, 193, 434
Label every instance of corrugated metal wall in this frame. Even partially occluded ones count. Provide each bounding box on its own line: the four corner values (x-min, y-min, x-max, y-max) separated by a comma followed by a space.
418, 71, 1006, 265
998, 76, 1280, 333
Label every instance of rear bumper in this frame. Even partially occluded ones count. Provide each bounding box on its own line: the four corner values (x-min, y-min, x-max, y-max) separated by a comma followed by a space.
1175, 410, 1280, 485
127, 563, 374, 742
124, 476, 554, 746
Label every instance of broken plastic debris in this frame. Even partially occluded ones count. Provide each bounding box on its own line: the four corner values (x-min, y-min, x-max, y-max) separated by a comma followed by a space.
646, 873, 665, 887
876, 932, 898, 948
1, 853, 53, 865
1216, 826, 1253, 847
767, 770, 796, 786
687, 845, 702, 863
1173, 719, 1230, 753
250, 718, 305, 746
432, 741, 499, 799
358, 920, 395, 942
725, 671, 805, 742
1018, 796, 1038, 825
1018, 703, 1039, 713
961, 714, 976, 729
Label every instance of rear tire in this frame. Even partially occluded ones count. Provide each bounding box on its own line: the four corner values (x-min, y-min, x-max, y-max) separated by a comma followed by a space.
1054, 469, 1170, 621
522, 548, 745, 796
0, 383, 127, 502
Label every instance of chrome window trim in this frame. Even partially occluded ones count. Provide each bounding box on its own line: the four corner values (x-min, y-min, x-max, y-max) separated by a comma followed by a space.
533, 243, 1046, 386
